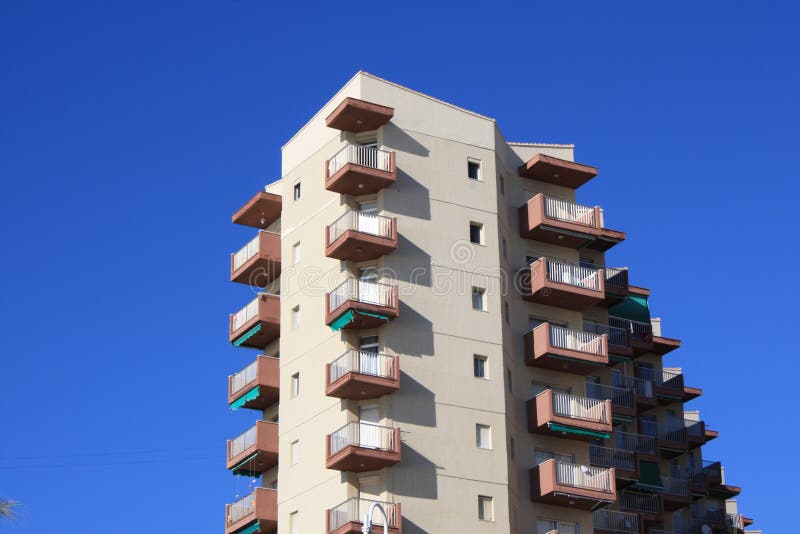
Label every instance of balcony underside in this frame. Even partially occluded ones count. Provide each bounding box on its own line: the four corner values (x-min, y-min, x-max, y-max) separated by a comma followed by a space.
231, 255, 281, 287
225, 489, 277, 534
326, 371, 400, 400
325, 164, 396, 195
228, 448, 279, 477
231, 319, 280, 349
710, 483, 741, 499
528, 398, 612, 441
326, 231, 398, 262
325, 97, 394, 132
326, 445, 400, 472
658, 439, 688, 458
683, 386, 702, 402
661, 493, 692, 512
635, 394, 657, 413
525, 283, 605, 310
518, 154, 598, 188
530, 474, 615, 511
232, 192, 281, 229
326, 301, 398, 331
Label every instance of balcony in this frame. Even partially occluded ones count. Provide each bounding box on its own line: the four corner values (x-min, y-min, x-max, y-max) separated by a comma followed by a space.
619, 491, 662, 521
639, 419, 687, 456
326, 421, 401, 472
530, 459, 616, 510
229, 293, 280, 349
685, 419, 706, 448
230, 231, 281, 287
326, 350, 400, 400
326, 210, 398, 262
225, 488, 277, 534
613, 431, 658, 458
326, 97, 394, 133
660, 476, 691, 511
586, 383, 636, 420
593, 509, 639, 534
232, 191, 281, 229
611, 374, 657, 412
528, 390, 612, 440
603, 267, 630, 305
226, 422, 279, 477
327, 498, 401, 534
518, 153, 597, 188
228, 356, 279, 410
609, 316, 653, 356
326, 279, 399, 331
583, 321, 633, 358
589, 445, 638, 485
519, 194, 625, 251
325, 144, 396, 195
524, 323, 608, 374
522, 258, 605, 310
703, 461, 741, 499
635, 366, 685, 404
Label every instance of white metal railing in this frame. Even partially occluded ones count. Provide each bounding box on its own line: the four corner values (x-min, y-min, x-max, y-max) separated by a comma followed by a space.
229, 425, 257, 459
550, 390, 609, 423
328, 498, 399, 531
328, 144, 393, 176
662, 476, 690, 497
328, 209, 393, 243
586, 383, 634, 409
227, 492, 256, 525
543, 195, 597, 226
593, 509, 639, 534
609, 316, 653, 342
589, 444, 636, 472
328, 421, 397, 456
615, 431, 658, 455
231, 360, 258, 395
582, 321, 630, 348
232, 233, 261, 271
620, 492, 661, 514
328, 350, 395, 384
232, 297, 259, 331
328, 279, 395, 312
555, 461, 613, 492
549, 324, 605, 355
544, 258, 602, 291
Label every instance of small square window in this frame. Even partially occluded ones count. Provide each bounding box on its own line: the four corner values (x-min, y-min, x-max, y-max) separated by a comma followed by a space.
476, 424, 492, 449
290, 439, 300, 465
473, 355, 488, 378
478, 495, 494, 521
292, 305, 301, 330
293, 182, 301, 201
292, 242, 301, 265
469, 222, 483, 245
291, 372, 300, 398
467, 160, 481, 180
471, 287, 486, 311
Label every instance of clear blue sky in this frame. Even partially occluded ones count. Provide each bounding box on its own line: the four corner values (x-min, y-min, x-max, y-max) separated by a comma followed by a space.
0, 1, 795, 532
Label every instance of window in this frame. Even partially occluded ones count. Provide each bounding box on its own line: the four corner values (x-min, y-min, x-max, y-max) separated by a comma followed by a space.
537, 519, 578, 534
292, 305, 301, 329
476, 424, 492, 449
509, 436, 515, 461
467, 160, 481, 180
502, 238, 507, 259
292, 242, 301, 265
477, 495, 494, 521
507, 368, 512, 392
499, 175, 505, 195
469, 222, 484, 245
290, 439, 300, 465
503, 300, 510, 324
293, 182, 301, 201
289, 511, 299, 534
471, 287, 486, 311
473, 355, 487, 378
291, 372, 300, 398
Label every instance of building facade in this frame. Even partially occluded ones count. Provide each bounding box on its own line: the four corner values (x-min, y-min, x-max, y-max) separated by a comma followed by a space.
223, 72, 755, 534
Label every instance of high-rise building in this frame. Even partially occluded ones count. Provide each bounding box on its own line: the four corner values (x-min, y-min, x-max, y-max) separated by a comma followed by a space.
223, 72, 754, 534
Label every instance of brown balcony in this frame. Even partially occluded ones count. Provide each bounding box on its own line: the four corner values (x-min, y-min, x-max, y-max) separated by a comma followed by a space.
685, 419, 706, 448
326, 97, 394, 133
228, 356, 279, 410
327, 498, 401, 534
660, 477, 691, 511
635, 366, 685, 404
225, 488, 277, 534
589, 445, 639, 486
326, 350, 400, 400
230, 231, 281, 287
518, 153, 597, 188
326, 210, 398, 262
326, 422, 401, 472
524, 323, 608, 375
226, 421, 279, 476
519, 194, 625, 251
587, 383, 636, 420
229, 293, 280, 349
593, 509, 639, 534
583, 321, 634, 358
618, 491, 662, 523
232, 191, 281, 229
603, 267, 630, 306
522, 258, 605, 310
325, 144, 396, 195
326, 279, 399, 331
527, 389, 612, 441
530, 459, 616, 510
703, 461, 741, 499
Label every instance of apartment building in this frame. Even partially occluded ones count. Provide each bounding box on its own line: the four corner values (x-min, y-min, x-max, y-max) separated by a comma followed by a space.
223, 72, 754, 534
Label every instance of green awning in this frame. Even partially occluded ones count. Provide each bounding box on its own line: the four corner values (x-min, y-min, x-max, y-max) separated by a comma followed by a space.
609, 294, 650, 323
548, 422, 610, 439
329, 310, 355, 331
230, 387, 260, 411
231, 452, 260, 476
233, 521, 261, 534
360, 311, 389, 320
637, 460, 663, 490
233, 323, 262, 347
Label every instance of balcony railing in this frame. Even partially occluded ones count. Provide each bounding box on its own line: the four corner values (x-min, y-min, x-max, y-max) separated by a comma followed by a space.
328, 210, 394, 243
615, 431, 657, 455
544, 196, 597, 226
620, 492, 661, 514
227, 492, 256, 526
609, 316, 653, 343
586, 383, 634, 410
685, 419, 704, 439
328, 421, 398, 456
232, 297, 261, 331
555, 461, 614, 492
544, 258, 602, 291
328, 350, 397, 384
605, 267, 628, 291
593, 509, 639, 534
550, 391, 610, 423
662, 476, 690, 497
228, 425, 258, 460
231, 360, 258, 396
328, 144, 393, 176
582, 321, 630, 348
328, 279, 396, 312
637, 367, 683, 389
589, 444, 636, 472
549, 324, 606, 355
232, 234, 261, 271
328, 498, 400, 532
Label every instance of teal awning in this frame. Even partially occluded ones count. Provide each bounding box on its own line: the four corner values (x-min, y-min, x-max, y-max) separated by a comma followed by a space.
231, 452, 260, 476
329, 310, 355, 332
548, 422, 610, 439
233, 323, 262, 347
230, 386, 260, 411
360, 311, 389, 320
637, 460, 663, 490
233, 521, 261, 534
609, 294, 650, 323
